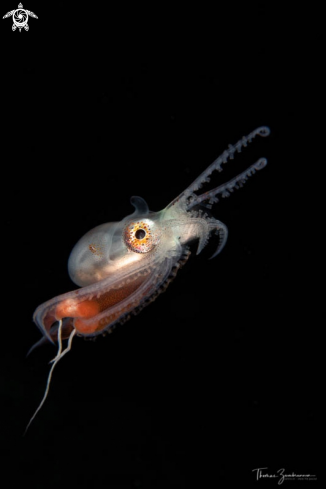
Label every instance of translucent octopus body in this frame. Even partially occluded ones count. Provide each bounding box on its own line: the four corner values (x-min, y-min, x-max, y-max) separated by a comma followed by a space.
26, 126, 270, 432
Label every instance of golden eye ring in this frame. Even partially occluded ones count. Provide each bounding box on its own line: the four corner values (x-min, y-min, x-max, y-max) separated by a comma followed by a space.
124, 219, 159, 253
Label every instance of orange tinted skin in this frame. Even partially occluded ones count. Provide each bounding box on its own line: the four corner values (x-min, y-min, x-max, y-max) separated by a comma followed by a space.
53, 272, 149, 335
55, 299, 100, 334
55, 299, 100, 321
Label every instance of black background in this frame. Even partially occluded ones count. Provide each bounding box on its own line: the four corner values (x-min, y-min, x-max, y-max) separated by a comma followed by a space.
1, 3, 318, 488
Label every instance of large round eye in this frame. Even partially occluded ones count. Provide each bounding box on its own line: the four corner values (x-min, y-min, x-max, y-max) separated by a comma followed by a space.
124, 219, 160, 253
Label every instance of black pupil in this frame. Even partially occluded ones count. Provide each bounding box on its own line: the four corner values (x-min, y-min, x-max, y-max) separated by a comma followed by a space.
135, 229, 146, 240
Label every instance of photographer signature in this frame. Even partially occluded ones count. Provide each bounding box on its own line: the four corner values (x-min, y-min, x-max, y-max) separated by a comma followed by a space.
252, 467, 317, 485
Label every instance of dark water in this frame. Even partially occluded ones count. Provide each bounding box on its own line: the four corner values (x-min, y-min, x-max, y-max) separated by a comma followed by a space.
1, 4, 317, 488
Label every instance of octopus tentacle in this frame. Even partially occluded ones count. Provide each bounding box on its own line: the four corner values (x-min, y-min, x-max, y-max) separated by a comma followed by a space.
187, 158, 267, 210
167, 126, 270, 210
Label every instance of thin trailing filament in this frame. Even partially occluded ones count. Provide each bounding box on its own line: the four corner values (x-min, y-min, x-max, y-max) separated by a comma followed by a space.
27, 126, 270, 435
24, 321, 76, 435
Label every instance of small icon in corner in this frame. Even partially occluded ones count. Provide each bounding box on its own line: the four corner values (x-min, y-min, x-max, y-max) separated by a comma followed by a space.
3, 3, 38, 32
